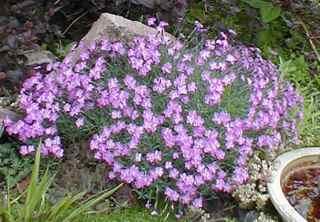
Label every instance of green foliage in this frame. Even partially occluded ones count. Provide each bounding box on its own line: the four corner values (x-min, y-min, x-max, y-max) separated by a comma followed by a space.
220, 80, 250, 118
279, 56, 315, 86
57, 107, 113, 145
279, 56, 320, 146
77, 207, 180, 222
0, 144, 123, 222
260, 5, 281, 23
185, 1, 310, 62
241, 0, 281, 23
0, 125, 4, 138
185, 1, 320, 147
43, 40, 76, 59
225, 218, 238, 222
0, 143, 33, 188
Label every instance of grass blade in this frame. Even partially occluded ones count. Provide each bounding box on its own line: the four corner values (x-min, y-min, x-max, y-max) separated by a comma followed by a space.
47, 192, 86, 222
21, 144, 41, 221
61, 183, 123, 222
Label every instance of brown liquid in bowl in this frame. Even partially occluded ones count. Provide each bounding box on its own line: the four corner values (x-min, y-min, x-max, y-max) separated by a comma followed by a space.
282, 167, 320, 222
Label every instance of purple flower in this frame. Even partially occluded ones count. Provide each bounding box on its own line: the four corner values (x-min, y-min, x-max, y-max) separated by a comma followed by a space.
192, 197, 203, 208
19, 145, 35, 156
233, 167, 249, 185
147, 17, 157, 26
146, 150, 162, 164
153, 77, 172, 93
212, 112, 231, 125
169, 168, 180, 179
5, 20, 303, 209
75, 117, 84, 128
194, 20, 206, 33
165, 187, 179, 201
161, 63, 173, 74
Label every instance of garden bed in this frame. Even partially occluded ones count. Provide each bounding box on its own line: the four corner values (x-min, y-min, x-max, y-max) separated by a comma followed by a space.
1, 1, 320, 222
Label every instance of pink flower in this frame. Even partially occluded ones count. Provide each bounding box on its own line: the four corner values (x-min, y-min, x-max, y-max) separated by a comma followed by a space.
165, 187, 179, 201
162, 63, 172, 74
146, 150, 162, 164
75, 117, 84, 128
19, 145, 35, 156
147, 17, 157, 26
169, 168, 179, 179
5, 22, 303, 208
192, 197, 203, 208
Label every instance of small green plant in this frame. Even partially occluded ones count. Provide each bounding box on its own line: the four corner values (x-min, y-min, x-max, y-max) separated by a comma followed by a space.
279, 56, 320, 146
241, 0, 281, 23
78, 207, 180, 222
225, 218, 238, 222
43, 40, 76, 59
0, 143, 33, 189
0, 144, 123, 222
0, 125, 4, 138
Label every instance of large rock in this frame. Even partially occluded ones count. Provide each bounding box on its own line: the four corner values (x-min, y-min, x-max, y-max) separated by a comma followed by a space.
0, 107, 21, 129
24, 50, 57, 66
80, 12, 174, 43
67, 13, 175, 63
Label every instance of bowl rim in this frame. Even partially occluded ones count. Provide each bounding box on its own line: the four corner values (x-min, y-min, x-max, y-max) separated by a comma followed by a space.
267, 147, 320, 222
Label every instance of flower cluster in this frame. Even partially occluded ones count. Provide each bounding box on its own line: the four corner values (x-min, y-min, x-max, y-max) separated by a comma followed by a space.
4, 20, 303, 208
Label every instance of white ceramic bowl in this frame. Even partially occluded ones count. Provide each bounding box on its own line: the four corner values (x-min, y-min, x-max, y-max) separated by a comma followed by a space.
267, 147, 320, 222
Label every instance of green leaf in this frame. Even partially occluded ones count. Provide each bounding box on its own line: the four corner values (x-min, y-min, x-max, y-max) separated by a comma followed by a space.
0, 124, 4, 138
21, 143, 54, 222
61, 183, 123, 222
187, 2, 206, 23
260, 5, 281, 23
47, 192, 86, 222
241, 0, 270, 9
21, 144, 41, 221
241, 0, 281, 23
0, 187, 14, 222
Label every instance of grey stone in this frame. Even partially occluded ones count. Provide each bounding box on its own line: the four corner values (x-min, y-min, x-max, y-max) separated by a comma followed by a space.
80, 13, 174, 43
67, 13, 175, 63
24, 50, 57, 66
243, 211, 259, 222
0, 107, 21, 129
0, 45, 10, 53
7, 34, 18, 49
7, 17, 20, 29
0, 16, 8, 25
0, 97, 11, 107
7, 69, 23, 83
0, 108, 20, 121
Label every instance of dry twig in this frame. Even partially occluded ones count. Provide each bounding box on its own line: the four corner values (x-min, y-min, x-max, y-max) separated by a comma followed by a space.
297, 17, 320, 63
62, 11, 89, 36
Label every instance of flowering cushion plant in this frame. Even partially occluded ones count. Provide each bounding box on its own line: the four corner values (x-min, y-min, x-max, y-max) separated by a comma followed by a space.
4, 20, 303, 208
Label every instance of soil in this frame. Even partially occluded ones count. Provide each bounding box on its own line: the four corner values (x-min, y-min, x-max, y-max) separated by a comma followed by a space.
0, 0, 158, 95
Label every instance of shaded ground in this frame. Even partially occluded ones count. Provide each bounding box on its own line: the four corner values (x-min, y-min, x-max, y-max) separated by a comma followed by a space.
0, 0, 153, 95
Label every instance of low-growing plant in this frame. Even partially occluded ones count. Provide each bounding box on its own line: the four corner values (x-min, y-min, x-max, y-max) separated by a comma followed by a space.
4, 20, 303, 208
0, 144, 122, 222
0, 142, 33, 189
279, 56, 320, 146
77, 206, 181, 222
241, 0, 281, 24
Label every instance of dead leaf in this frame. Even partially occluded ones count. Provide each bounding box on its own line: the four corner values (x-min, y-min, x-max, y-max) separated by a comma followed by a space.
16, 176, 30, 193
